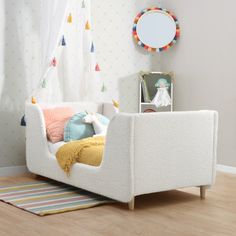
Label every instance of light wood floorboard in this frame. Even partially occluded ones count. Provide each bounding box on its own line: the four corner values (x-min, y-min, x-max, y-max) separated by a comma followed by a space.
0, 172, 235, 236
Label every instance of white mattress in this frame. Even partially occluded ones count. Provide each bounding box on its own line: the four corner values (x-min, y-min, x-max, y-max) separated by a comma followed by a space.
48, 141, 65, 155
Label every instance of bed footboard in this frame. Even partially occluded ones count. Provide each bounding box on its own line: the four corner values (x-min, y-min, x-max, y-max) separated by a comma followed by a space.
104, 111, 218, 198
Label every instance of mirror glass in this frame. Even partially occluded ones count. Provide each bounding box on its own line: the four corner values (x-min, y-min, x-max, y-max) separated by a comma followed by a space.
133, 8, 180, 52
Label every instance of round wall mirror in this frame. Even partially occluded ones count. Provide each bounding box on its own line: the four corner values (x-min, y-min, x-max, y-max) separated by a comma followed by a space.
133, 7, 180, 52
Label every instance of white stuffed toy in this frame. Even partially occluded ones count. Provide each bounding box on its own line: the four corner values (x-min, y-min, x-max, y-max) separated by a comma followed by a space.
83, 113, 107, 136
152, 78, 171, 108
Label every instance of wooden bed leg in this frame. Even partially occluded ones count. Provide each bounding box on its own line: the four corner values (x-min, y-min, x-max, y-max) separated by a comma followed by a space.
128, 197, 135, 211
200, 186, 207, 199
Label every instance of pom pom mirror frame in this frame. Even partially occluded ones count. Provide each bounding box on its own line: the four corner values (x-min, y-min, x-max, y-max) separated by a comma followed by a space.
133, 7, 180, 52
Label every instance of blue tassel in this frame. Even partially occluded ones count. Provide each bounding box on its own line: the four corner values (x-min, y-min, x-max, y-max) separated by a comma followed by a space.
20, 115, 26, 127
62, 35, 66, 46
91, 42, 95, 53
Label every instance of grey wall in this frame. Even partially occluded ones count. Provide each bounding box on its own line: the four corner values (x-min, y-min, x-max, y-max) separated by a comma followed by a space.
162, 0, 236, 167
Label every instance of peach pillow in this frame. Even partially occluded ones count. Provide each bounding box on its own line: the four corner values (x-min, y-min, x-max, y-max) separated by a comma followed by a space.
43, 107, 74, 143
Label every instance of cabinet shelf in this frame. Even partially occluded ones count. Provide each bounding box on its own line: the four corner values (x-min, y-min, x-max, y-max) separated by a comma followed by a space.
141, 103, 171, 107
141, 103, 154, 105
138, 72, 174, 113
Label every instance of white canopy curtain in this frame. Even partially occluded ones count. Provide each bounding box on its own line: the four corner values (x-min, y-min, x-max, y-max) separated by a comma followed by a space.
31, 0, 105, 103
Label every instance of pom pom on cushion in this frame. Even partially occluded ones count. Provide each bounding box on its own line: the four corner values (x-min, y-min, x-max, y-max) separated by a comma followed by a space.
43, 107, 75, 143
64, 112, 109, 142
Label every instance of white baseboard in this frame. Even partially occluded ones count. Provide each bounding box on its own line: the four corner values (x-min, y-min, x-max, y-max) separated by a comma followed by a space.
0, 164, 235, 177
0, 165, 29, 177
217, 165, 236, 175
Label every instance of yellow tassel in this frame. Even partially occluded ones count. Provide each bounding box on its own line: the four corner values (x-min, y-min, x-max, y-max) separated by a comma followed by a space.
67, 13, 72, 23
112, 100, 119, 109
31, 97, 37, 104
85, 20, 91, 30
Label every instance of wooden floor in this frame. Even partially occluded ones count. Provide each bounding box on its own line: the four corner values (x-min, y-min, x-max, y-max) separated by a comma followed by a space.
0, 172, 235, 236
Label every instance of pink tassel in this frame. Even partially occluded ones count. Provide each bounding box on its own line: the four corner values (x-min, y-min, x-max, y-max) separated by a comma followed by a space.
95, 63, 100, 71
51, 57, 57, 67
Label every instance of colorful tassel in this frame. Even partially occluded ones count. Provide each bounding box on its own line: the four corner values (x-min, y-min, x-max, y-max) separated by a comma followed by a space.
67, 13, 72, 23
51, 57, 57, 67
101, 82, 107, 92
85, 21, 91, 30
112, 100, 119, 109
82, 0, 85, 8
42, 79, 46, 88
95, 63, 100, 71
62, 35, 66, 46
90, 42, 95, 53
20, 115, 26, 126
31, 97, 37, 104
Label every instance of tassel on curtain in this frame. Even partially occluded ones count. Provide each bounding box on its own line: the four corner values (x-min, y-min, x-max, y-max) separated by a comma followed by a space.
51, 57, 57, 67
82, 0, 86, 8
62, 35, 66, 46
67, 13, 72, 23
85, 21, 91, 30
31, 97, 37, 104
95, 63, 100, 72
90, 42, 95, 53
101, 82, 107, 92
20, 115, 26, 127
42, 79, 47, 88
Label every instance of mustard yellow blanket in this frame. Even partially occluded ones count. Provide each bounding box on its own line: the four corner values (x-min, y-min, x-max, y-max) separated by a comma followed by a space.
56, 136, 105, 175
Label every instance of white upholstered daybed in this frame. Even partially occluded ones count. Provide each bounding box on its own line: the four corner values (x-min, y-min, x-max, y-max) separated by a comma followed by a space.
26, 102, 218, 210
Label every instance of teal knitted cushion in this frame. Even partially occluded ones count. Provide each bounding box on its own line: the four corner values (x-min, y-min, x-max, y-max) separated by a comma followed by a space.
64, 112, 109, 142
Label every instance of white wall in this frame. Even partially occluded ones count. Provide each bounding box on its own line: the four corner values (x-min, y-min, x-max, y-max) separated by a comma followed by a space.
0, 1, 4, 98
1, 0, 235, 168
92, 0, 161, 112
162, 0, 236, 167
0, 0, 159, 168
0, 0, 41, 167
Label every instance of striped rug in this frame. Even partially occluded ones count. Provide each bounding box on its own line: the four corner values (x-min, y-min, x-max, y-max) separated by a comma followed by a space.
0, 180, 113, 216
